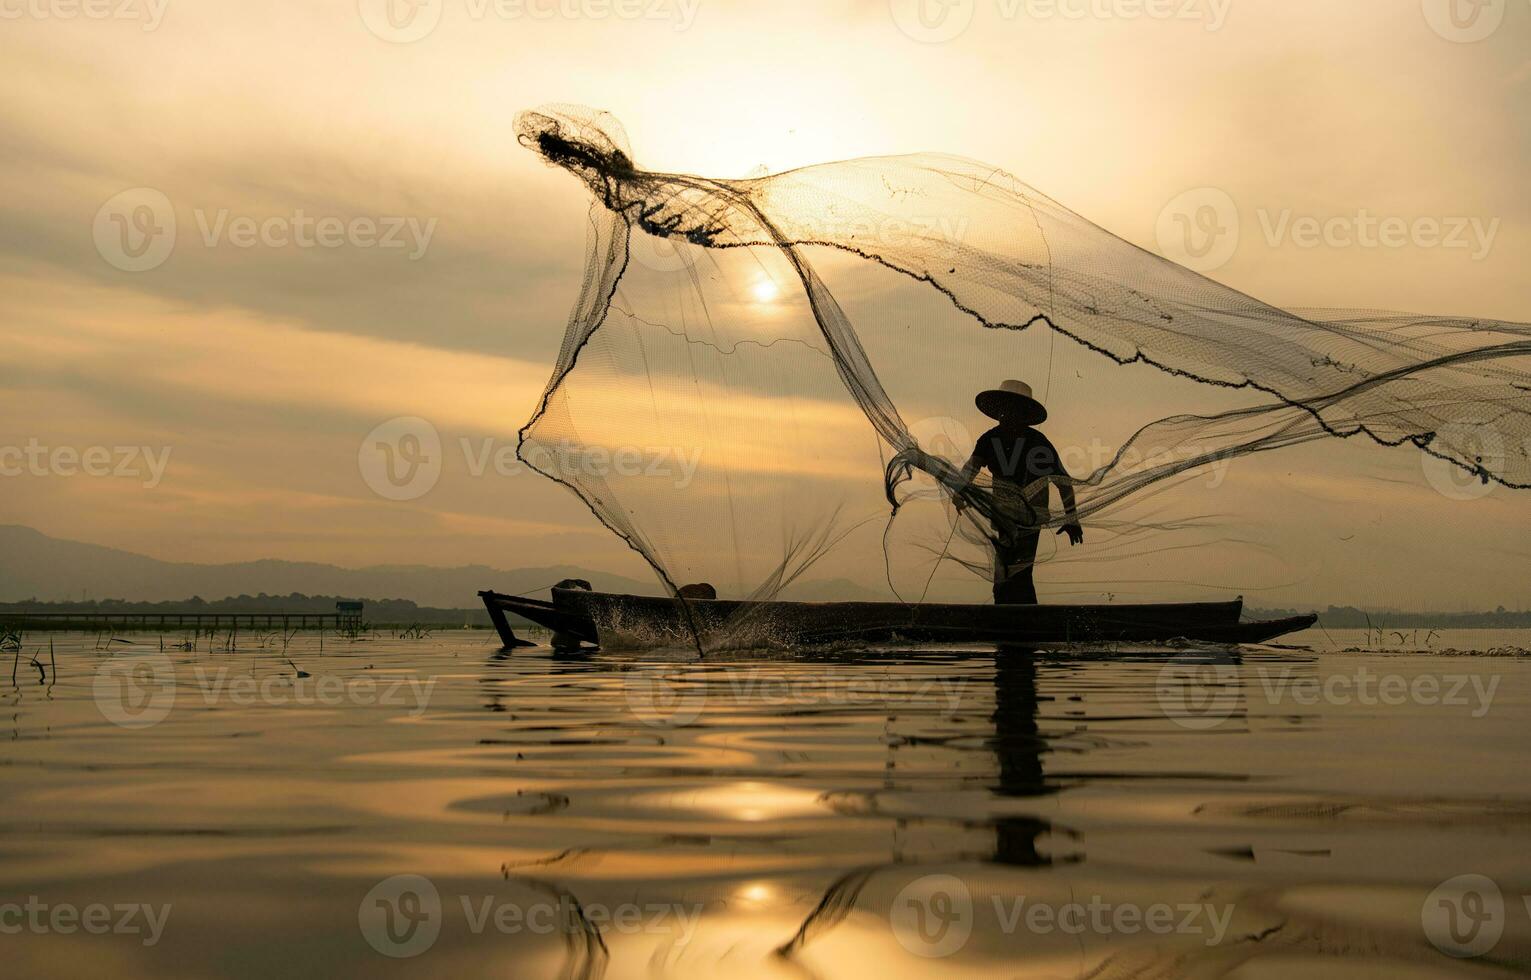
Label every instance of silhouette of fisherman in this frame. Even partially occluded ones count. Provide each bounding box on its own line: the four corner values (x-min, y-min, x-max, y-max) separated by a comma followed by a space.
955, 381, 1083, 604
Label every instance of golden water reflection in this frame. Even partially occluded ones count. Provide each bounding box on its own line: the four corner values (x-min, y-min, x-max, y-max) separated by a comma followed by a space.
1, 634, 1528, 977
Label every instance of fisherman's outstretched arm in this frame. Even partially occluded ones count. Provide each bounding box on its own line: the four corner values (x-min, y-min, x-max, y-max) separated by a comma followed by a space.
1058, 481, 1078, 521
1056, 480, 1084, 544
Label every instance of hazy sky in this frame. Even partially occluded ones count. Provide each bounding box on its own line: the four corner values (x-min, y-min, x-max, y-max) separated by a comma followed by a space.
2, 0, 1528, 609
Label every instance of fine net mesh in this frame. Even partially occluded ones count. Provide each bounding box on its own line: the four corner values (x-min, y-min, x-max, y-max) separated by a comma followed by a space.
515, 103, 1531, 604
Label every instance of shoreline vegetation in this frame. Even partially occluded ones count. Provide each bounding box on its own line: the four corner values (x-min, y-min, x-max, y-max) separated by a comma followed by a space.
1249, 606, 1531, 630
0, 595, 498, 629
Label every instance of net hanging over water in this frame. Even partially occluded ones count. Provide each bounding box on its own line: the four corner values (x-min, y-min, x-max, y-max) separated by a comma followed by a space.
515, 103, 1531, 604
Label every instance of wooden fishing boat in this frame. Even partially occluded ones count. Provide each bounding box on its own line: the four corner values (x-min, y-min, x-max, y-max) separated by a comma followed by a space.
479, 585, 1317, 651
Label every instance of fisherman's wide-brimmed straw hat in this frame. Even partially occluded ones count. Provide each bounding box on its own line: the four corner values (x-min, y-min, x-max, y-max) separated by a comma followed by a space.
976, 380, 1048, 425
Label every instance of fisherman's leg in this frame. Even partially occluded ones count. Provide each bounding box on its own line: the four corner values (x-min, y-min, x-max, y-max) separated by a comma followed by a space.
992, 542, 1011, 602
993, 530, 1041, 605
994, 564, 1037, 605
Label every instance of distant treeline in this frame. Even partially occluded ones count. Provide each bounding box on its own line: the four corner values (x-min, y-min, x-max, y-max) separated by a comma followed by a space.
0, 594, 494, 627
1252, 606, 1531, 629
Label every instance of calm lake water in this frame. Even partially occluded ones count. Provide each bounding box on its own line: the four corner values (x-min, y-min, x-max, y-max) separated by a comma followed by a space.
3, 629, 1531, 978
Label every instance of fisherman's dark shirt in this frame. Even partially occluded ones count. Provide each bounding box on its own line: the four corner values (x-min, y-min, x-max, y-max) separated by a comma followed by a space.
972, 426, 1067, 486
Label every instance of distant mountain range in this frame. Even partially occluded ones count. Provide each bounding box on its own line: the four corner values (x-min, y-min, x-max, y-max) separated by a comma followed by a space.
0, 526, 891, 607
0, 525, 657, 607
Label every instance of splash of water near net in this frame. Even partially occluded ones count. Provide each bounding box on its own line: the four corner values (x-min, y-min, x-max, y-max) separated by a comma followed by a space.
515, 104, 1531, 603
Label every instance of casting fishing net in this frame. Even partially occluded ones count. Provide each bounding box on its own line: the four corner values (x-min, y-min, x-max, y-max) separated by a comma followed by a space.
515, 103, 1531, 604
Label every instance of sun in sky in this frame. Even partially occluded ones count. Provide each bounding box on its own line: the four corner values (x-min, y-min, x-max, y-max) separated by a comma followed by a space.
750, 279, 780, 304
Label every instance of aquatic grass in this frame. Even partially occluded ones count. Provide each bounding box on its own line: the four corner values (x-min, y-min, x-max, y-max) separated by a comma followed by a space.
1355, 612, 1444, 650
2, 632, 47, 685
4, 629, 21, 684
247, 629, 301, 653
